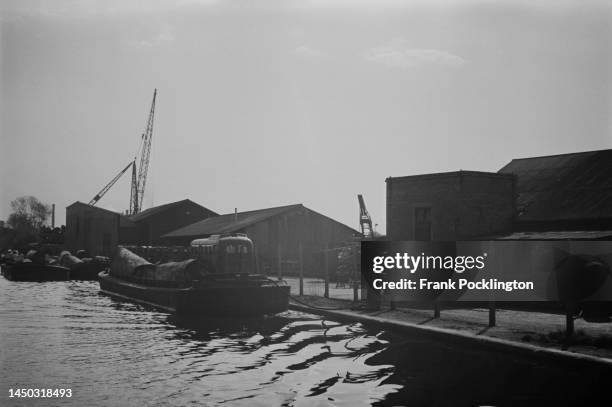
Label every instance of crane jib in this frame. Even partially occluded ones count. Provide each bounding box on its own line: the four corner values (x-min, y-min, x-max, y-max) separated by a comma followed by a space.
87, 89, 158, 214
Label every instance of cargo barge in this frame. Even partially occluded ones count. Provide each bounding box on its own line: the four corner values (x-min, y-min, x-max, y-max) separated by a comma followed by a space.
99, 270, 289, 315
59, 251, 109, 280
1, 262, 70, 282
99, 234, 290, 316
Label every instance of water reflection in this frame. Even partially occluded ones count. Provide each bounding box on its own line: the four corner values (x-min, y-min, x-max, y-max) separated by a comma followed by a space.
160, 313, 399, 406
0, 280, 399, 406
2, 279, 612, 406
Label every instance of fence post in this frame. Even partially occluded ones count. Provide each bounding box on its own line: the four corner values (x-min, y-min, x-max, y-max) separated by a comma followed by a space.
565, 302, 575, 341
488, 301, 496, 327
352, 248, 359, 302
324, 245, 329, 298
360, 246, 367, 301
254, 246, 260, 274
434, 302, 440, 318
488, 243, 497, 327
277, 243, 282, 281
299, 243, 304, 296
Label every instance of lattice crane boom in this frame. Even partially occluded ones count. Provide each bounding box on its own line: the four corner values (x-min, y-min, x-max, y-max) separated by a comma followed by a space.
129, 159, 138, 214
358, 194, 374, 239
89, 161, 134, 206
131, 88, 157, 215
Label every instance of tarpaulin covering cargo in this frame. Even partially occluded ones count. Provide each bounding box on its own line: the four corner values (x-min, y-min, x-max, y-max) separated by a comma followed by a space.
150, 259, 200, 283
59, 251, 83, 269
110, 247, 201, 284
110, 247, 156, 279
122, 246, 197, 264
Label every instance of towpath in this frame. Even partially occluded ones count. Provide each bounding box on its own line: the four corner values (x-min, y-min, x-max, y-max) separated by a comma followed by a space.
287, 291, 612, 363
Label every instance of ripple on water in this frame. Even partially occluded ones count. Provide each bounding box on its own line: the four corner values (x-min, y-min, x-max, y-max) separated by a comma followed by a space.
0, 279, 399, 407
4, 278, 612, 406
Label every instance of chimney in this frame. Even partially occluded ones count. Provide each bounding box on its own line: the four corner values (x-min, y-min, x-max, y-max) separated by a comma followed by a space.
51, 204, 55, 228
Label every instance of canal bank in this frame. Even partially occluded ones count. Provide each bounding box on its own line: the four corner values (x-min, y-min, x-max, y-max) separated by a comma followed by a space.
289, 296, 612, 372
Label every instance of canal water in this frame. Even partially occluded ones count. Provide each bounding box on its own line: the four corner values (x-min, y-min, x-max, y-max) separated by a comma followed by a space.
1, 279, 611, 406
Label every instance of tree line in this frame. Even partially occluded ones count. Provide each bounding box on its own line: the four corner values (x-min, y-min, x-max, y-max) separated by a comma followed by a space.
0, 196, 59, 252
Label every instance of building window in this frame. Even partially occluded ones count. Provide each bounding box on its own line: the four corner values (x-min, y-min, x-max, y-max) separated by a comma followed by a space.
414, 207, 432, 241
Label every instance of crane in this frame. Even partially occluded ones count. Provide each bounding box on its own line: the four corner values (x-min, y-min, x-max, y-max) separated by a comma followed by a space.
130, 159, 138, 215
131, 88, 157, 215
87, 89, 158, 213
357, 194, 374, 239
89, 161, 135, 206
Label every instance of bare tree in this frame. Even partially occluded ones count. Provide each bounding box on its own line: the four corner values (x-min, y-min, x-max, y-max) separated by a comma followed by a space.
6, 196, 51, 248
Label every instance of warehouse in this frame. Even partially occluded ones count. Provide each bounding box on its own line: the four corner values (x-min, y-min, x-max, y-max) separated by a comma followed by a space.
127, 199, 217, 245
496, 149, 612, 238
386, 149, 612, 241
162, 204, 359, 277
65, 202, 131, 256
65, 199, 217, 255
386, 171, 515, 240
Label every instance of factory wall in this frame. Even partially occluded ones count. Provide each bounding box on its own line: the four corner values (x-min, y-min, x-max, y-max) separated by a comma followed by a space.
162, 205, 359, 277
65, 202, 120, 256
133, 204, 216, 245
386, 171, 515, 240
243, 208, 357, 276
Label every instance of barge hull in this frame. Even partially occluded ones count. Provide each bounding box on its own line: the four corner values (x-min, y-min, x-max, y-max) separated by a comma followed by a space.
1, 263, 71, 282
99, 272, 290, 316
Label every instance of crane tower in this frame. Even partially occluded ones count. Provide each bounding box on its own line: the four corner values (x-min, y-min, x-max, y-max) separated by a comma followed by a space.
87, 89, 158, 213
131, 88, 157, 215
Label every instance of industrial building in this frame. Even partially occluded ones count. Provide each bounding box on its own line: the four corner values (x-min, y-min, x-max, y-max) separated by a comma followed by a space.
65, 199, 216, 255
386, 149, 612, 241
162, 204, 359, 276
65, 202, 132, 256
127, 199, 217, 245
386, 171, 515, 240
496, 149, 612, 239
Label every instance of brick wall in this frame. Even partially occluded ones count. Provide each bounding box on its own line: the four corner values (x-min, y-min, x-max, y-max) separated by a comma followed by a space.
386, 171, 515, 240
65, 203, 119, 256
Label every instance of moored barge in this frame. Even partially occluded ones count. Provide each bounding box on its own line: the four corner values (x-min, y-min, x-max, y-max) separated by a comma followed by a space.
1, 262, 70, 282
99, 234, 290, 316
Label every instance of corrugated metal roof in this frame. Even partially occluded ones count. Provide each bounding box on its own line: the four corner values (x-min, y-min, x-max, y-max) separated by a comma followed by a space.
498, 149, 612, 221
490, 230, 612, 240
129, 199, 217, 222
386, 170, 512, 182
162, 204, 304, 238
66, 201, 135, 227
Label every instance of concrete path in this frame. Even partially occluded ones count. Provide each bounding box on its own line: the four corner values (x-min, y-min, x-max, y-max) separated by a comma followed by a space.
288, 294, 612, 363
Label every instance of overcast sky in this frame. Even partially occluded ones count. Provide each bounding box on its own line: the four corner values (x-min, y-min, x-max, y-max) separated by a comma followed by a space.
1, 0, 610, 232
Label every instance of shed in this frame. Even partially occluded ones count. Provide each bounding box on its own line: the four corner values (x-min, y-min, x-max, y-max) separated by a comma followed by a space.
65, 202, 129, 256
162, 204, 359, 276
498, 149, 612, 231
128, 199, 217, 245
386, 171, 515, 240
